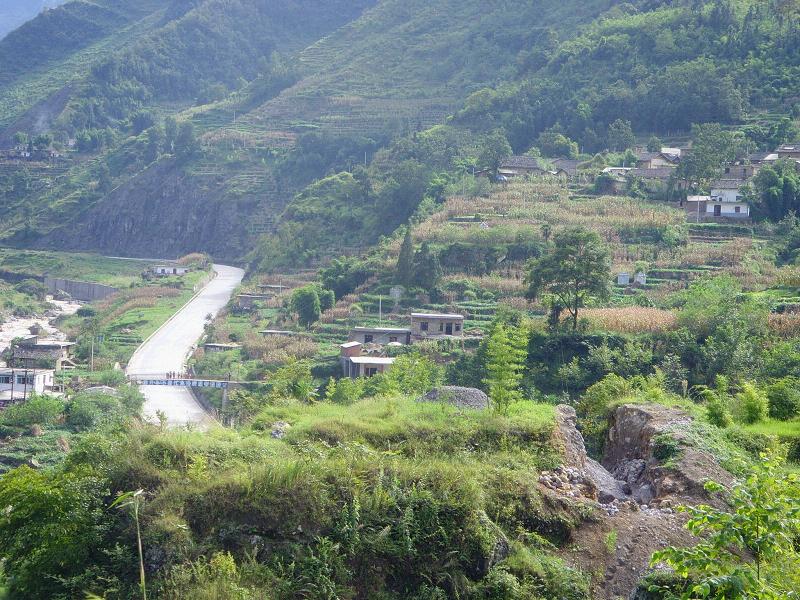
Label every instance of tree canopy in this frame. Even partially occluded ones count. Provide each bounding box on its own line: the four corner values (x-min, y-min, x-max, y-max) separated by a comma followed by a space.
525, 227, 611, 330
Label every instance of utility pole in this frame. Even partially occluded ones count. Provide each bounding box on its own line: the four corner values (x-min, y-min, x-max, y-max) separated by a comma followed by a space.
91, 337, 95, 372
379, 296, 382, 324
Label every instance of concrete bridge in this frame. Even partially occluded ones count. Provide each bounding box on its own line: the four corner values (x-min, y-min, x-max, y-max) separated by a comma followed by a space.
128, 375, 246, 389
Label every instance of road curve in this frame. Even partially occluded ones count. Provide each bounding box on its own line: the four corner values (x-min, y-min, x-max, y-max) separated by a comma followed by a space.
127, 264, 244, 427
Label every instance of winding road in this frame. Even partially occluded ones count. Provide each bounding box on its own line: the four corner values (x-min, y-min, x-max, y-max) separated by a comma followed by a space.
126, 264, 244, 427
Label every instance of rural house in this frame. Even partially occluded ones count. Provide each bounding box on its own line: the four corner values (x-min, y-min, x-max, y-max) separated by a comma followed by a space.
410, 312, 465, 340
709, 180, 749, 218
497, 156, 549, 178
340, 342, 395, 378
0, 368, 55, 405
776, 144, 800, 160
152, 265, 190, 276
634, 149, 680, 169
349, 326, 412, 345
8, 336, 76, 371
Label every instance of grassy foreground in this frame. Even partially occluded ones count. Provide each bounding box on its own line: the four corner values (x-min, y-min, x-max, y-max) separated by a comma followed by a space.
0, 395, 599, 599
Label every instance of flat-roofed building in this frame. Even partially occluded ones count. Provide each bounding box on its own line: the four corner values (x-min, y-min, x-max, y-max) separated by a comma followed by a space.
339, 342, 395, 378
410, 312, 465, 340
349, 326, 412, 345
0, 368, 55, 406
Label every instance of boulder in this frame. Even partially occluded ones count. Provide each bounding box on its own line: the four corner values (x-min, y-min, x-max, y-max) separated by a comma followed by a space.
419, 386, 489, 410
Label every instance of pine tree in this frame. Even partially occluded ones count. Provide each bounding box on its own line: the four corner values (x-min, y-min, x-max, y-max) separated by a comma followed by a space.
395, 228, 414, 286
411, 242, 442, 289
483, 323, 528, 415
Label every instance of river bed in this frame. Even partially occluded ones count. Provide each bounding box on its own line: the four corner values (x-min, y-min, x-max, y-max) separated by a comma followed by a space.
0, 297, 81, 360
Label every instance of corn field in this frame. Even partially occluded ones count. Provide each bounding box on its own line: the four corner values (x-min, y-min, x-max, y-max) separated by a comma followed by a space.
579, 307, 678, 333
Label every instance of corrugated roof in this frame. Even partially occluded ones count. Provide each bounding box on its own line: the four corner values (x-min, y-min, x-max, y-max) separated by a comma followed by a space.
353, 326, 411, 333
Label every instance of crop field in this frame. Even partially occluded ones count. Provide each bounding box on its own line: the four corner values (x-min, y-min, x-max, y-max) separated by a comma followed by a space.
0, 248, 153, 287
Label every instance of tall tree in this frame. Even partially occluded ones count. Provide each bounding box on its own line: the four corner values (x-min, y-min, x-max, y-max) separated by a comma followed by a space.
291, 286, 321, 328
677, 123, 742, 189
477, 129, 512, 173
411, 241, 442, 289
395, 228, 414, 286
483, 323, 528, 415
525, 227, 611, 331
607, 119, 635, 151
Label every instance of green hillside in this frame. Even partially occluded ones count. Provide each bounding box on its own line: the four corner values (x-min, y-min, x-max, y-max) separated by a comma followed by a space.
0, 0, 798, 262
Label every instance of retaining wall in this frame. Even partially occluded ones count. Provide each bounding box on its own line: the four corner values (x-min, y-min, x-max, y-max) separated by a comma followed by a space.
44, 277, 118, 302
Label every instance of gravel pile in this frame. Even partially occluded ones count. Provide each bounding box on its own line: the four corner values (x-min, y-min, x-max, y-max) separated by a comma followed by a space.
419, 386, 489, 410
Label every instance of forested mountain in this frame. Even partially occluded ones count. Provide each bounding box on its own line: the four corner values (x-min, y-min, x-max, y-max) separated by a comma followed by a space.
0, 0, 798, 261
0, 0, 66, 40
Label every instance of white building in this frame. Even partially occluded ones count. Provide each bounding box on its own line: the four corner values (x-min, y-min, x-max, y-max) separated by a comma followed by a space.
0, 368, 55, 406
152, 265, 190, 276
709, 180, 749, 218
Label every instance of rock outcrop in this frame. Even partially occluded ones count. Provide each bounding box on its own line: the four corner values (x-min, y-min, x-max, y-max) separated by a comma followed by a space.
603, 404, 734, 506
552, 403, 734, 507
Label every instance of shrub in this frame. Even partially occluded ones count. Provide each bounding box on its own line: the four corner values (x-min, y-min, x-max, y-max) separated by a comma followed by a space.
705, 395, 733, 428
0, 395, 64, 428
734, 383, 769, 424
66, 393, 122, 432
97, 369, 127, 387
577, 374, 632, 457
324, 377, 364, 405
766, 378, 800, 421
76, 306, 97, 318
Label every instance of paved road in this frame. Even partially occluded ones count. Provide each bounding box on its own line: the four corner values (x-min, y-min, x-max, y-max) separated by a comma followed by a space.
127, 264, 244, 427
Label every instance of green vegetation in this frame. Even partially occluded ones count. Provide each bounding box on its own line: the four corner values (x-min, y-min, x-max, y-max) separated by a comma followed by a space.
0, 248, 152, 287
650, 451, 800, 599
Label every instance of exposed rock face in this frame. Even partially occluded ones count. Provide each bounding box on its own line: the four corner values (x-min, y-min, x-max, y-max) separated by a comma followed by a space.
603, 404, 734, 506
36, 159, 261, 261
552, 402, 736, 509
420, 386, 489, 410
554, 405, 586, 469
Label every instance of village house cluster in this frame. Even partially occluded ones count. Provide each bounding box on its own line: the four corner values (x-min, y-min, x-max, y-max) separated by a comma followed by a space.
491, 143, 800, 223
339, 311, 465, 378
0, 335, 76, 406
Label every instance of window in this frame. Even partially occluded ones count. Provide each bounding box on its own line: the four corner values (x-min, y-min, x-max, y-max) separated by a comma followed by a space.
735, 206, 741, 213
0, 376, 10, 384
439, 322, 444, 332
16, 375, 33, 385
420, 322, 429, 332
389, 336, 398, 343
455, 323, 461, 332
364, 334, 374, 343
365, 367, 378, 377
